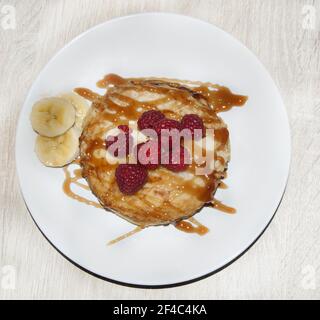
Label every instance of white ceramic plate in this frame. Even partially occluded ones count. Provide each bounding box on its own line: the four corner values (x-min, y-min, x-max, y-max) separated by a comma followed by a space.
16, 13, 290, 287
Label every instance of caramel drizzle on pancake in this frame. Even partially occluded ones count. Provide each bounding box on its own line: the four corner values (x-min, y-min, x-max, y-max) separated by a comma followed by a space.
63, 161, 210, 242
63, 160, 102, 209
62, 161, 232, 244
219, 181, 228, 189
74, 74, 246, 206
61, 74, 246, 242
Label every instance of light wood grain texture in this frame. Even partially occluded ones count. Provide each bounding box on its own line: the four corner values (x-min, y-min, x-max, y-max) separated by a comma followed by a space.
0, 0, 320, 300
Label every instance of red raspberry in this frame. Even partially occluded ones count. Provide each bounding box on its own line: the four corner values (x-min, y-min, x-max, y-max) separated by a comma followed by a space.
106, 135, 118, 149
118, 124, 131, 133
138, 110, 165, 131
154, 119, 181, 151
105, 125, 132, 157
135, 141, 160, 170
115, 164, 148, 195
180, 114, 205, 139
164, 146, 190, 172
154, 119, 181, 136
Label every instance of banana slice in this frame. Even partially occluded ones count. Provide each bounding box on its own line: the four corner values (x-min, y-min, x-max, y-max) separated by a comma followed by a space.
30, 97, 76, 138
60, 92, 89, 129
35, 127, 80, 167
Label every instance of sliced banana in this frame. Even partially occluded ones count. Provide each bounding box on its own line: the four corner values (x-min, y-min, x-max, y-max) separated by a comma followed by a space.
30, 97, 76, 137
35, 127, 80, 167
60, 92, 89, 129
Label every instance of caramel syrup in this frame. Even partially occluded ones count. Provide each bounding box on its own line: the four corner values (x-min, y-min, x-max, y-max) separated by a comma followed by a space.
74, 74, 247, 206
108, 216, 208, 245
63, 162, 102, 209
61, 74, 247, 242
211, 199, 236, 214
107, 227, 143, 246
61, 162, 228, 244
193, 85, 248, 113
175, 217, 209, 235
219, 181, 228, 189
97, 73, 127, 88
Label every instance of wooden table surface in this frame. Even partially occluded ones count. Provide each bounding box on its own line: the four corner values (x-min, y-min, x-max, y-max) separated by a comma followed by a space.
0, 0, 319, 300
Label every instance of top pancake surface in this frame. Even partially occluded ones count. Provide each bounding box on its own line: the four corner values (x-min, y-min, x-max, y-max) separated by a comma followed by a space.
79, 76, 233, 226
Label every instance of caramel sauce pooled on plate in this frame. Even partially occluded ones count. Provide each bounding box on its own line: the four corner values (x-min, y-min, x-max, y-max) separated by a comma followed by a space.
63, 161, 102, 209
219, 181, 228, 189
175, 217, 209, 235
211, 199, 236, 214
108, 227, 144, 246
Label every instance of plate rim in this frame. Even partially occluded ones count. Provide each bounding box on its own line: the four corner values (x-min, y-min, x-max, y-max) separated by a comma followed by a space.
21, 192, 285, 289
15, 12, 292, 289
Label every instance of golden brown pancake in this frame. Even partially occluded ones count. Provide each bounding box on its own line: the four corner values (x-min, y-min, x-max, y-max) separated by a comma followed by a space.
77, 75, 246, 226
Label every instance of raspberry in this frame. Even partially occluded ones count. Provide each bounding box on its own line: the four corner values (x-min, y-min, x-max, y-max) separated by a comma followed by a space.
164, 146, 190, 172
115, 164, 148, 195
154, 119, 181, 136
154, 119, 181, 151
135, 141, 160, 170
138, 110, 165, 131
180, 114, 205, 139
105, 125, 132, 157
118, 124, 131, 134
105, 135, 118, 149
